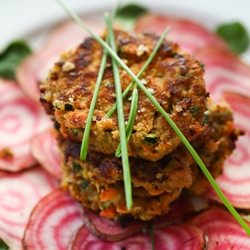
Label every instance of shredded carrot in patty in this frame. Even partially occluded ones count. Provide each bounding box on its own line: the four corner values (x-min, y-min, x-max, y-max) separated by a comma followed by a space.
99, 187, 121, 202
99, 206, 117, 219
141, 144, 159, 160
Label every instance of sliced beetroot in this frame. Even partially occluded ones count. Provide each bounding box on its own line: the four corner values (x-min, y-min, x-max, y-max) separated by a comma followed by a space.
0, 167, 59, 250
16, 18, 105, 102
70, 223, 205, 250
31, 129, 62, 179
194, 46, 250, 102
23, 189, 84, 250
0, 79, 52, 171
134, 13, 226, 54
208, 92, 250, 208
83, 193, 194, 242
190, 207, 250, 249
83, 209, 147, 242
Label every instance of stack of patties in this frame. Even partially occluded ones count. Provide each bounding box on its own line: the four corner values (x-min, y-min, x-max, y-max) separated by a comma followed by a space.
40, 29, 240, 222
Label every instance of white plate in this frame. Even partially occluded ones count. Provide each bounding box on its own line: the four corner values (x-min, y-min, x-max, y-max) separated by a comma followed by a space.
1, 0, 250, 63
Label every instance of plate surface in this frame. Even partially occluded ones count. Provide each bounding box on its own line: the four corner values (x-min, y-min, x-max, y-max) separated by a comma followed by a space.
1, 0, 250, 62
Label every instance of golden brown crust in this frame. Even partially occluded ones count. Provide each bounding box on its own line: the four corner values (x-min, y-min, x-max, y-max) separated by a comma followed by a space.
58, 100, 239, 221
40, 29, 240, 222
40, 29, 207, 161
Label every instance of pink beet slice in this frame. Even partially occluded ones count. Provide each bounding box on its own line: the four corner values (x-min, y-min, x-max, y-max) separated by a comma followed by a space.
16, 18, 105, 102
0, 79, 52, 171
83, 193, 194, 241
83, 209, 147, 242
208, 92, 250, 208
70, 223, 205, 250
0, 167, 59, 250
190, 207, 250, 249
194, 45, 250, 102
134, 13, 226, 54
23, 189, 84, 250
31, 129, 62, 179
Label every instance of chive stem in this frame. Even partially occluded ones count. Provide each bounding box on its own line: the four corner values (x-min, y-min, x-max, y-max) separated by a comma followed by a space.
105, 13, 133, 210
149, 221, 155, 250
105, 27, 169, 118
55, 0, 250, 235
80, 47, 108, 161
115, 86, 138, 157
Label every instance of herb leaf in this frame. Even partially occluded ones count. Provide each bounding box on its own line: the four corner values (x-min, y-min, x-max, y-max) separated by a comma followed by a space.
0, 239, 9, 250
115, 3, 147, 30
0, 40, 32, 80
143, 134, 157, 144
190, 105, 200, 116
216, 21, 249, 54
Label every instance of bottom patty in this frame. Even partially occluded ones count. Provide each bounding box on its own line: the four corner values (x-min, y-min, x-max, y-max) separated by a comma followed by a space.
58, 99, 241, 221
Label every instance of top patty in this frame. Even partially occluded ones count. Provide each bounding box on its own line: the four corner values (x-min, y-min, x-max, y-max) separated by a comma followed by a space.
40, 29, 207, 161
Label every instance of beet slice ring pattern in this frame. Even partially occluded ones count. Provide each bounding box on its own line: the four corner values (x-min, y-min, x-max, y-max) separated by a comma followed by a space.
0, 167, 59, 250
23, 189, 84, 250
134, 13, 226, 54
194, 45, 250, 102
16, 18, 105, 102
207, 92, 250, 208
70, 223, 206, 250
0, 79, 52, 171
31, 129, 62, 179
190, 207, 250, 249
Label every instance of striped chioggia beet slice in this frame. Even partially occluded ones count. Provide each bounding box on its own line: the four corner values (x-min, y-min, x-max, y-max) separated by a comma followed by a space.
207, 92, 250, 208
31, 129, 62, 179
0, 167, 59, 250
23, 189, 84, 250
16, 18, 105, 102
190, 207, 250, 249
83, 193, 194, 241
194, 46, 250, 102
134, 13, 226, 54
70, 223, 206, 250
0, 79, 52, 171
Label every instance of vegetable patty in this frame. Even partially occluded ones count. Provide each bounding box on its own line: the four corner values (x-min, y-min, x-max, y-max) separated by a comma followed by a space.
40, 29, 208, 161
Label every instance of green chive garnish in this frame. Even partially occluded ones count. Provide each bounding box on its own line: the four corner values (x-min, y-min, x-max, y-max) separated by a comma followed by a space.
149, 221, 155, 250
56, 0, 250, 236
105, 26, 170, 118
105, 13, 132, 209
80, 44, 108, 161
115, 87, 138, 157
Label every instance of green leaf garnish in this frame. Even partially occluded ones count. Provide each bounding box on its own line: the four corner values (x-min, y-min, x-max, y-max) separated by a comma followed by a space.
0, 239, 9, 250
0, 40, 32, 80
115, 3, 147, 30
56, 0, 250, 236
216, 21, 249, 54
